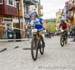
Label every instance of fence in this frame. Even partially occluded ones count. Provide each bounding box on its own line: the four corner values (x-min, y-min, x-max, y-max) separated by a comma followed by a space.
0, 24, 27, 41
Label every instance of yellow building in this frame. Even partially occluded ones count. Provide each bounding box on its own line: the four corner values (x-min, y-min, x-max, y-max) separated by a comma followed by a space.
0, 16, 3, 38
56, 11, 62, 23
56, 10, 62, 30
38, 0, 43, 16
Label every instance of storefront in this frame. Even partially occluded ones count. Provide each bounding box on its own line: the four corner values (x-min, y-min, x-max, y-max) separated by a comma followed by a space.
13, 18, 25, 38
2, 17, 13, 39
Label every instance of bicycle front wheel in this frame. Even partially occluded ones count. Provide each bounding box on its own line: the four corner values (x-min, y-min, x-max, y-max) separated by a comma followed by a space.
31, 38, 38, 61
60, 36, 64, 47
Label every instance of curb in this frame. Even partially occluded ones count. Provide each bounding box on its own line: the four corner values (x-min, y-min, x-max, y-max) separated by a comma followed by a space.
0, 39, 30, 42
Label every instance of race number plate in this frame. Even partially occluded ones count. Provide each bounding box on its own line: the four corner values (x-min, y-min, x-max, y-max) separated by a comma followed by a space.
60, 29, 64, 32
32, 29, 37, 33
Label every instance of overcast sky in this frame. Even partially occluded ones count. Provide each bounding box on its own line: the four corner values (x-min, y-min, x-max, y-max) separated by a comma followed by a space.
41, 0, 67, 19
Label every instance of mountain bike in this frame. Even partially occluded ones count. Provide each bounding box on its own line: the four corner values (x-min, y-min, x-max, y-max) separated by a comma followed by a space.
31, 25, 45, 61
60, 30, 67, 47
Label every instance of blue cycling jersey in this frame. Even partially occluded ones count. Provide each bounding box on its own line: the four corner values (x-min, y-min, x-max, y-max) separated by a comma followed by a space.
30, 17, 44, 30
30, 17, 43, 24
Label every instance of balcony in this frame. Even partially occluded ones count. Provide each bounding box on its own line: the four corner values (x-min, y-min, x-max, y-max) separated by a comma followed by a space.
24, 0, 37, 5
0, 4, 17, 17
68, 2, 75, 11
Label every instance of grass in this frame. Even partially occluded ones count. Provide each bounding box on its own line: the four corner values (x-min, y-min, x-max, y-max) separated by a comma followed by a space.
46, 22, 57, 32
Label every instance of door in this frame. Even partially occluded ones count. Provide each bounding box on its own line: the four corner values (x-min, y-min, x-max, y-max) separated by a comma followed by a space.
2, 23, 12, 38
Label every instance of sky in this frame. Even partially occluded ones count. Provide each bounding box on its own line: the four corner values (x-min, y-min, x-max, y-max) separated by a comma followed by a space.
41, 0, 67, 19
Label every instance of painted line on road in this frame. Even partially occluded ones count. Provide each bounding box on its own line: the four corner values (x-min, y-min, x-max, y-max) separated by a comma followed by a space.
14, 46, 19, 49
0, 46, 31, 53
0, 48, 7, 53
23, 48, 31, 50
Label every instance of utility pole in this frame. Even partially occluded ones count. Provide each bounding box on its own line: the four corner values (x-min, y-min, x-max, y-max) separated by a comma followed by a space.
38, 0, 41, 16
16, 0, 21, 40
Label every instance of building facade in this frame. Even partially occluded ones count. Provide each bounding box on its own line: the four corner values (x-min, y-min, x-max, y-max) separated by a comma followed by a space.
0, 0, 17, 38
56, 9, 62, 23
20, 0, 39, 38
0, 0, 43, 39
63, 0, 75, 26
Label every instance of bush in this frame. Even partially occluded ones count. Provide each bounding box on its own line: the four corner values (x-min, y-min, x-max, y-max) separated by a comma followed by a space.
46, 24, 57, 32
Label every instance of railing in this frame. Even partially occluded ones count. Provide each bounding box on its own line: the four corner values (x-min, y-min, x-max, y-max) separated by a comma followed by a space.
24, 0, 37, 5
0, 25, 25, 31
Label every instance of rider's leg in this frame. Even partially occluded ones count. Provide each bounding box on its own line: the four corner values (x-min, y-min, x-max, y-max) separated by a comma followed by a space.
39, 30, 45, 47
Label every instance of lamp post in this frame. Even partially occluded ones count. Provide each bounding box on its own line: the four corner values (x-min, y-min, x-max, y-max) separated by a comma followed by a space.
15, 0, 21, 39
38, 0, 40, 14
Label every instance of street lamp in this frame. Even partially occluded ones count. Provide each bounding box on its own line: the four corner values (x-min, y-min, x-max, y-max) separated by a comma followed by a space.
15, 0, 21, 39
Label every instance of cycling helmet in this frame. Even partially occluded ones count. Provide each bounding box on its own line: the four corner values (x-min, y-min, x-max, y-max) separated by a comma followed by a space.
30, 12, 38, 17
61, 16, 66, 21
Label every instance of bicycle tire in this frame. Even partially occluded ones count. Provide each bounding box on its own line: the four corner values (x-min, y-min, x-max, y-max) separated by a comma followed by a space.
60, 36, 64, 47
39, 36, 44, 55
31, 38, 38, 61
40, 42, 44, 55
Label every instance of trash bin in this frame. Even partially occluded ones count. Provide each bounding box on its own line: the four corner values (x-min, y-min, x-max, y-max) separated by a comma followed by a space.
14, 29, 21, 42
7, 30, 14, 39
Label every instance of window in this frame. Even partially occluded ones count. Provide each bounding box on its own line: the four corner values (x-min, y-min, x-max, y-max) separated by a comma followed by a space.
9, 0, 13, 5
0, 0, 3, 4
7, 0, 15, 6
73, 0, 75, 2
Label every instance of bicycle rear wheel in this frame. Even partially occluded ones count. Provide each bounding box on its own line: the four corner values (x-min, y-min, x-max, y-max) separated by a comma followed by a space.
39, 41, 44, 55
39, 36, 44, 55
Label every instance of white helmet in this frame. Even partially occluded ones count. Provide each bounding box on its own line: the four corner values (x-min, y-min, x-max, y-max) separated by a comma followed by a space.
61, 16, 66, 21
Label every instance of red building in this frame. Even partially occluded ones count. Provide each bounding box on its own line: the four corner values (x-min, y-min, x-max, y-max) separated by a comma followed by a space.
0, 0, 17, 38
65, 0, 75, 25
0, 0, 17, 16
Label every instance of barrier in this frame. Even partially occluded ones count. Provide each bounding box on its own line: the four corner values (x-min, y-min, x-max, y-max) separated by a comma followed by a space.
0, 24, 25, 31
0, 24, 28, 41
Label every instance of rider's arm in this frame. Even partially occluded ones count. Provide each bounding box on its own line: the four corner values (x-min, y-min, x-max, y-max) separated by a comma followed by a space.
64, 21, 68, 30
29, 18, 34, 26
42, 20, 46, 29
38, 17, 46, 29
59, 23, 62, 30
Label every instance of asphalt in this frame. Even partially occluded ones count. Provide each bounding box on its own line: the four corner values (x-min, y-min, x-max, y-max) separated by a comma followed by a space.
0, 36, 75, 70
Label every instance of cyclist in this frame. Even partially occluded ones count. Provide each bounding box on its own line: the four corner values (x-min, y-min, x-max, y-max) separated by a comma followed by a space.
59, 20, 68, 30
59, 19, 68, 43
29, 12, 45, 47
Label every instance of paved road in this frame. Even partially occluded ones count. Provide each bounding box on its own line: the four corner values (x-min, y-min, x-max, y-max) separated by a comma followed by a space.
0, 36, 75, 70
